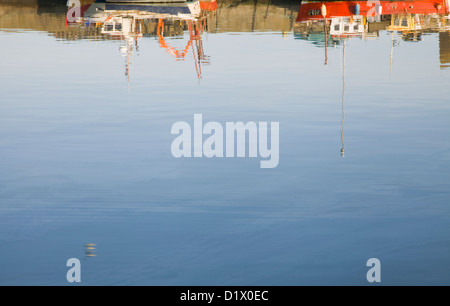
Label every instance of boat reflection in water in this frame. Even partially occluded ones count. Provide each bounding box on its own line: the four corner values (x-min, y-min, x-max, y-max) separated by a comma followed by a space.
295, 0, 450, 47
294, 0, 450, 156
293, 0, 450, 73
67, 1, 218, 80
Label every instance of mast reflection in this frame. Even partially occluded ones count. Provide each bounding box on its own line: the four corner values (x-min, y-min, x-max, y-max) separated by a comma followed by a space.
66, 1, 217, 81
294, 0, 450, 156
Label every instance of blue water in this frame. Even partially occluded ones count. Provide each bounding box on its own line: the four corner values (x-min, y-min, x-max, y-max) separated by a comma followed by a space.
1, 1, 450, 285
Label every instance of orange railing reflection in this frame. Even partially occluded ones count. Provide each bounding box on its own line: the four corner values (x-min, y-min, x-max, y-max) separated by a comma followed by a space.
157, 17, 209, 79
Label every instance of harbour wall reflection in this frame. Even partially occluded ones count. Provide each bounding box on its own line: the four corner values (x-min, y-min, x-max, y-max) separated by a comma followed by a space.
0, 0, 299, 36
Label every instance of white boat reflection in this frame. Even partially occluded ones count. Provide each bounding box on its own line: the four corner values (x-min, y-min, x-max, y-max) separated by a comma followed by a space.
68, 1, 216, 81
80, 1, 204, 25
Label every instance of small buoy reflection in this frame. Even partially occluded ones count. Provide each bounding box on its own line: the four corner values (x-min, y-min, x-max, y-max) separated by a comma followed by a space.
85, 243, 97, 258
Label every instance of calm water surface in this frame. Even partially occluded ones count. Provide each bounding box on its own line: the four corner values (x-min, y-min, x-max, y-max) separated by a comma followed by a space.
0, 0, 450, 285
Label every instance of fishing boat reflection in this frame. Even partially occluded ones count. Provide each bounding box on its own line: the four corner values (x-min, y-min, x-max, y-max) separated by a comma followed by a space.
294, 0, 450, 156
295, 0, 450, 43
294, 0, 450, 78
294, 0, 450, 72
67, 1, 217, 81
